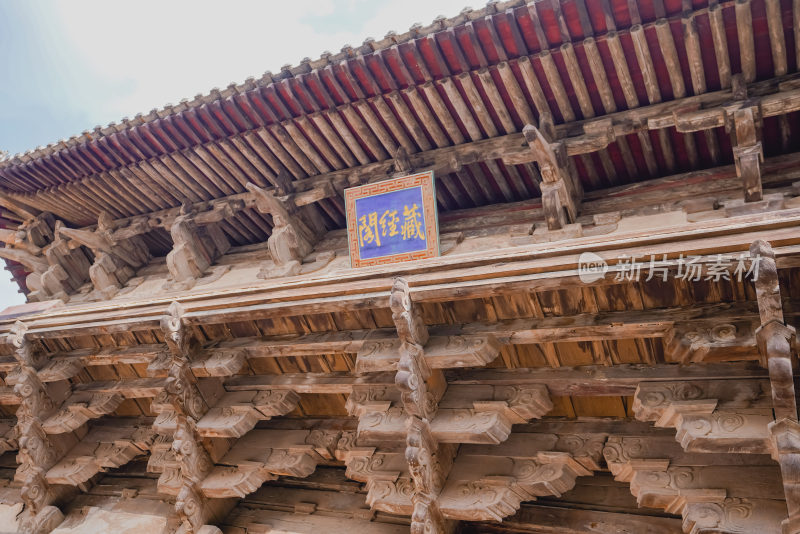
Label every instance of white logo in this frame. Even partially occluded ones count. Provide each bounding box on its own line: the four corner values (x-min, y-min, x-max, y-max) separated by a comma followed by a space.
578, 251, 608, 283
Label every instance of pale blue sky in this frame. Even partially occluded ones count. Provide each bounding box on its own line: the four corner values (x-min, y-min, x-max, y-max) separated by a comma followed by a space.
0, 0, 469, 309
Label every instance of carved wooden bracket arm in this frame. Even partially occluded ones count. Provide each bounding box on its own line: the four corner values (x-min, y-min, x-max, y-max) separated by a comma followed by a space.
522, 120, 582, 231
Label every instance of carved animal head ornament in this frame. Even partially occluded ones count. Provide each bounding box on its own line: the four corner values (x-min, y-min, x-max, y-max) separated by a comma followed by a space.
14, 370, 53, 420
390, 277, 413, 317
411, 497, 445, 534
406, 418, 438, 491
161, 301, 188, 356
179, 202, 195, 217
396, 344, 438, 420
7, 323, 47, 375
172, 417, 210, 468
19, 467, 50, 514
164, 364, 206, 419
246, 181, 294, 220
52, 219, 64, 238
175, 483, 206, 532
97, 211, 114, 233
172, 417, 197, 459
390, 277, 429, 347
17, 421, 56, 468
9, 320, 28, 350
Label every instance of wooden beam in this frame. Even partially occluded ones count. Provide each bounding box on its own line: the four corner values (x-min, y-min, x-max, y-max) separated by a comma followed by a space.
214, 362, 770, 397
60, 362, 770, 402
446, 362, 768, 396
461, 504, 683, 534
6, 204, 800, 338
16, 300, 763, 374
224, 506, 409, 533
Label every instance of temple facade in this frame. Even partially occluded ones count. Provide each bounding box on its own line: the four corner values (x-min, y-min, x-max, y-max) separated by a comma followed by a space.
0, 0, 799, 532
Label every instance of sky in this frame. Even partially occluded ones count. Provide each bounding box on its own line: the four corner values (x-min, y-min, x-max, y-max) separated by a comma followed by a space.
0, 0, 470, 309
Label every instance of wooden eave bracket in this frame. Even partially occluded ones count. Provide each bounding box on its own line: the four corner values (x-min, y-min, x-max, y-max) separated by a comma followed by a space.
5, 320, 83, 534
340, 431, 597, 523
727, 105, 764, 202
246, 181, 317, 279
45, 424, 155, 486
348, 384, 553, 445
198, 428, 341, 498
355, 334, 501, 374
344, 276, 566, 528
149, 302, 236, 533
163, 205, 232, 290
665, 319, 759, 364
522, 121, 582, 231
632, 380, 774, 453
602, 435, 789, 533
756, 319, 798, 370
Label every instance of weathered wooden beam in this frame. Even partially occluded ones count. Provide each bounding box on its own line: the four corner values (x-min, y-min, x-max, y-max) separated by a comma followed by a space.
199, 428, 340, 498
57, 363, 771, 405
45, 423, 155, 485
447, 362, 769, 396
736, 0, 757, 83
12, 303, 756, 382
224, 506, 409, 534
462, 504, 684, 534
219, 362, 770, 397
603, 432, 789, 534
5, 180, 800, 339
42, 391, 123, 434
751, 240, 797, 419
765, 0, 787, 76
16, 300, 760, 376
340, 426, 596, 524
194, 389, 299, 438
0, 191, 41, 221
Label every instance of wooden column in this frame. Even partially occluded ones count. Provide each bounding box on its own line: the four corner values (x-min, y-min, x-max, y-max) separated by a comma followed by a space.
7, 321, 69, 534
390, 278, 453, 534
3, 322, 156, 532
751, 240, 800, 534
154, 302, 231, 534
